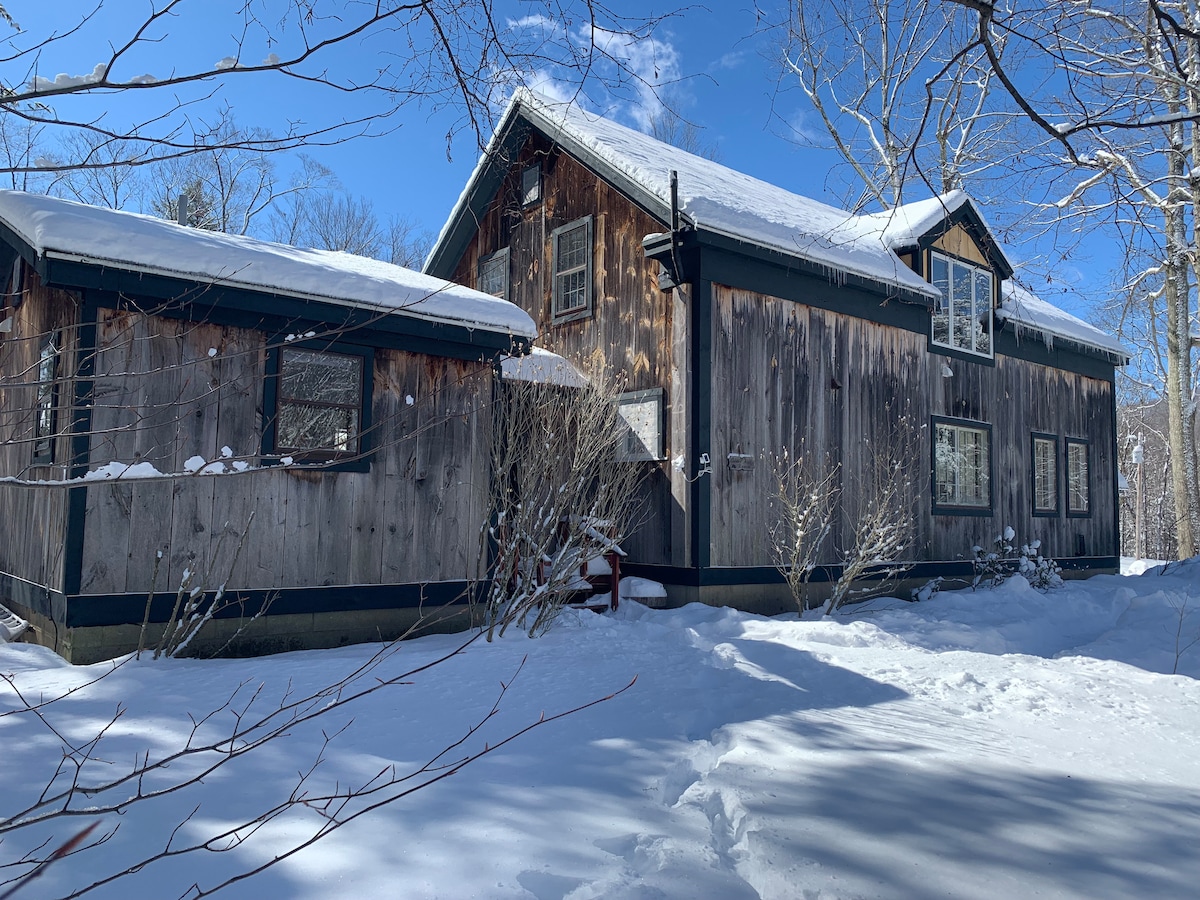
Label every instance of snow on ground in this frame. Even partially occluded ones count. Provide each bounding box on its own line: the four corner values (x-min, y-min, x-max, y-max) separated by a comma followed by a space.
3, 563, 1200, 899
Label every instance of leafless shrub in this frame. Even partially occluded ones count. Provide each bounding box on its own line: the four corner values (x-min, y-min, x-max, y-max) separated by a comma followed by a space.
768, 447, 839, 613
482, 355, 648, 639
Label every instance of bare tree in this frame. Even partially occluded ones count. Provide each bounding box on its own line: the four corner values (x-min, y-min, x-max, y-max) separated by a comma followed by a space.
775, 0, 1019, 211
939, 0, 1200, 557
0, 2, 679, 179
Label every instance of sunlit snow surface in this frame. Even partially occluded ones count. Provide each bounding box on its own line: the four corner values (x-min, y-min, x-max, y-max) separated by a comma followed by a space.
3, 563, 1199, 899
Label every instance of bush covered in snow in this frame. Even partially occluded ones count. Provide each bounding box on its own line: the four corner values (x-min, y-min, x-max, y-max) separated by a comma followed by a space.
972, 526, 1062, 591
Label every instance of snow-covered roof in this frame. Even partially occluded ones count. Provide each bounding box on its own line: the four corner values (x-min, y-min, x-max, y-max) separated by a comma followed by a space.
431, 91, 1123, 364
436, 90, 940, 300
499, 348, 587, 387
855, 191, 1013, 273
0, 190, 535, 339
999, 281, 1129, 360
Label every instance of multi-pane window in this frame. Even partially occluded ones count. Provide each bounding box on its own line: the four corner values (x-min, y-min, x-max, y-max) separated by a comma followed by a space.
1066, 439, 1090, 515
552, 216, 592, 321
33, 337, 58, 463
1032, 435, 1058, 515
931, 251, 993, 357
276, 347, 363, 459
478, 249, 508, 299
933, 420, 991, 510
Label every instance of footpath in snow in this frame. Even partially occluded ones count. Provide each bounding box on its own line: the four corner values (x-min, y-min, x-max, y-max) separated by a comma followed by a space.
2, 559, 1199, 899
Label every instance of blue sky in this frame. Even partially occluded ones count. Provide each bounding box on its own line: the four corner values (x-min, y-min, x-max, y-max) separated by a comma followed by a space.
6, 3, 1102, 317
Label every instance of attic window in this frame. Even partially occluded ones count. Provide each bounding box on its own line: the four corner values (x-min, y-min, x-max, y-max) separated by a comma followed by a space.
551, 216, 593, 322
521, 164, 541, 206
931, 251, 993, 357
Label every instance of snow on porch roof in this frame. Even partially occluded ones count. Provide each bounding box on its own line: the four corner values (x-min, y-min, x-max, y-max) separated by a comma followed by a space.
0, 190, 536, 339
439, 89, 940, 300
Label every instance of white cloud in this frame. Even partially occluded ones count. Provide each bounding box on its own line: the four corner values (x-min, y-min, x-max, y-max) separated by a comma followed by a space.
584, 26, 681, 131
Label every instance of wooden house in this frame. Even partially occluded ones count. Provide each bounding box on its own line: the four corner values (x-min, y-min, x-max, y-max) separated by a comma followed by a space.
0, 190, 534, 662
425, 90, 1128, 611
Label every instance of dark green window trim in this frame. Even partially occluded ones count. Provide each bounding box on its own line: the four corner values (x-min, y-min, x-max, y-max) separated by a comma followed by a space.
32, 335, 60, 465
1032, 432, 1060, 517
1066, 437, 1091, 518
262, 339, 374, 473
932, 416, 993, 516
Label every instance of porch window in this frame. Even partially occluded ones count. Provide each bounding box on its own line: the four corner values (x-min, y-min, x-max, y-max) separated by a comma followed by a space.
933, 419, 991, 512
1032, 434, 1058, 515
1066, 439, 1090, 515
478, 248, 509, 299
551, 216, 593, 322
931, 251, 993, 357
32, 337, 58, 463
274, 346, 365, 461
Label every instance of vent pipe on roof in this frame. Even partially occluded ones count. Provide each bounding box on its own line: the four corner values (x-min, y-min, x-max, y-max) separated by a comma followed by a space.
176, 193, 189, 226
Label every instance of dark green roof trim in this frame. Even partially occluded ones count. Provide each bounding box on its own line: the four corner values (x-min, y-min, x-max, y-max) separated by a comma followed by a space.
0, 219, 526, 360
425, 116, 536, 277
662, 231, 1116, 380
44, 260, 528, 361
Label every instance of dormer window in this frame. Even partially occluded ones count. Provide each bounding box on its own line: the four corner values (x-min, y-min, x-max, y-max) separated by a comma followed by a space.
930, 251, 992, 357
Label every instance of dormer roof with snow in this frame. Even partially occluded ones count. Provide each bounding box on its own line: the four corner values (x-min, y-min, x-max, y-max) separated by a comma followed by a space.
0, 190, 535, 357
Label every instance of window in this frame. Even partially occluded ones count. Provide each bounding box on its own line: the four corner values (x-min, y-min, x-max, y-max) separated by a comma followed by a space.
552, 216, 593, 322
0, 257, 19, 339
33, 337, 58, 463
273, 346, 366, 462
1066, 439, 1090, 515
521, 164, 541, 207
478, 249, 509, 299
933, 419, 991, 512
931, 251, 993, 357
1032, 434, 1058, 515
617, 388, 665, 461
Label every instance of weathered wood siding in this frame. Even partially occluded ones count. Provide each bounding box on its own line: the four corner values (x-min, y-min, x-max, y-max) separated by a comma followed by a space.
450, 133, 685, 566
710, 285, 1117, 567
0, 268, 78, 590
77, 309, 493, 595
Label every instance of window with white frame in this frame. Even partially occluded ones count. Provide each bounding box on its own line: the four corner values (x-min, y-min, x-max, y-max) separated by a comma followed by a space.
1032, 434, 1058, 515
1066, 438, 1090, 515
275, 347, 364, 460
478, 249, 508, 299
933, 419, 991, 511
930, 251, 993, 357
552, 216, 592, 321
